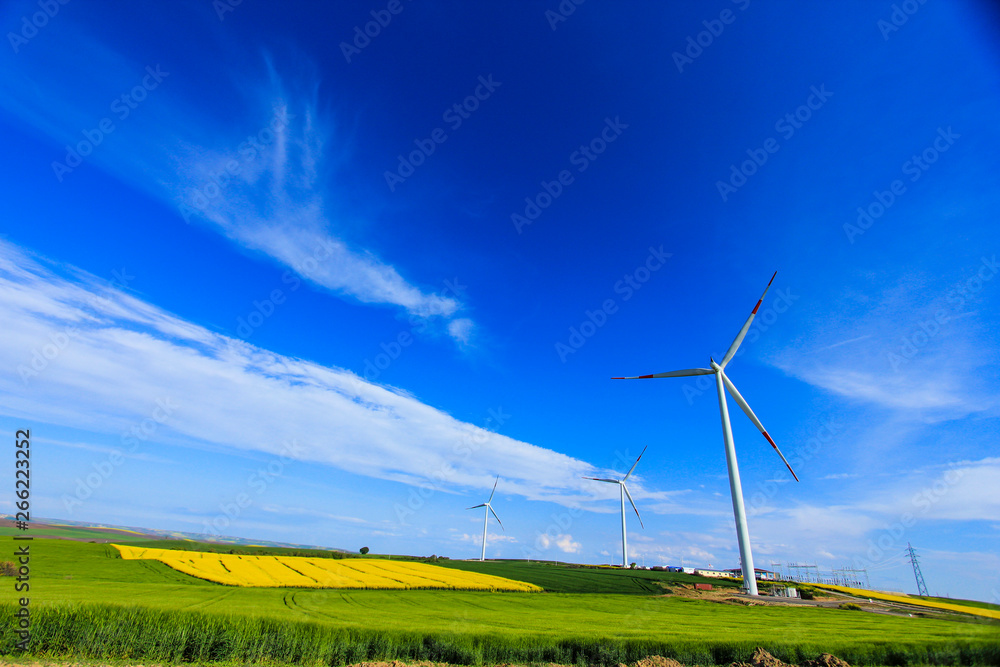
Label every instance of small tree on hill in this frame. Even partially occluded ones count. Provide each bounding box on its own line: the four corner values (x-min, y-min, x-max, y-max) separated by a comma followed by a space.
359, 546, 369, 555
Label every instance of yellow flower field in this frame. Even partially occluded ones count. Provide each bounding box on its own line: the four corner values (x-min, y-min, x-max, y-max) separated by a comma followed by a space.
811, 583, 1000, 620
113, 545, 542, 592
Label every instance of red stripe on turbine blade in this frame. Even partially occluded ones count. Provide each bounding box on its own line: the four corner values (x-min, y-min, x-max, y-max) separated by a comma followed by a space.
763, 431, 800, 482
751, 273, 778, 314
637, 374, 656, 379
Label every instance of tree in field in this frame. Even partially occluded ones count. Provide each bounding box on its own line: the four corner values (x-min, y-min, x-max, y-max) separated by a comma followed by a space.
359, 546, 369, 555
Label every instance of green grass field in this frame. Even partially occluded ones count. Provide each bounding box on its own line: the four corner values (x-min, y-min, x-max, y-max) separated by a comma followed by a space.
0, 525, 155, 542
0, 537, 997, 666
434, 558, 740, 594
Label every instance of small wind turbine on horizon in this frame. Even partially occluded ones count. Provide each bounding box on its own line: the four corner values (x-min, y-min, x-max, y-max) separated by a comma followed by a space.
584, 446, 646, 569
466, 475, 503, 561
612, 272, 799, 596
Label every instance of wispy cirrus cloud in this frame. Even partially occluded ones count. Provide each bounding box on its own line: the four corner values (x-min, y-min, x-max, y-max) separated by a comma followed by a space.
773, 270, 999, 421
169, 73, 461, 320
0, 5, 466, 332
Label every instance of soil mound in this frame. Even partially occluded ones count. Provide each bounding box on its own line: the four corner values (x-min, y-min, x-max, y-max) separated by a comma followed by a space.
633, 656, 685, 667
732, 647, 794, 667
803, 654, 851, 667
731, 648, 851, 667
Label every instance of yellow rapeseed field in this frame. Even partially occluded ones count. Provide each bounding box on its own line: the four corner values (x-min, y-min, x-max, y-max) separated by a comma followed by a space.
113, 545, 542, 592
811, 583, 1000, 620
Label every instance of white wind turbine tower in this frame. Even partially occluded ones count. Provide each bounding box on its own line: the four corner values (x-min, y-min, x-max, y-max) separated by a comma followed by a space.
584, 446, 646, 568
466, 475, 503, 561
612, 273, 799, 596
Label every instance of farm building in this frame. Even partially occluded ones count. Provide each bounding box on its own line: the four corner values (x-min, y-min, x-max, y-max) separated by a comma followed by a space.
723, 568, 778, 581
693, 568, 729, 578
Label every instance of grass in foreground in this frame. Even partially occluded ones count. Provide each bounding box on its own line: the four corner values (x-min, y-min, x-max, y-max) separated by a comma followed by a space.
2, 538, 998, 666
2, 603, 999, 667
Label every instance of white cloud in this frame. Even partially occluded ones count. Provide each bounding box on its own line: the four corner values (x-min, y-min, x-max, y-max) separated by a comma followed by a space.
456, 532, 516, 545
537, 532, 581, 553
742, 457, 1000, 581
628, 534, 721, 567
0, 19, 467, 334
772, 270, 999, 422
172, 101, 460, 320
858, 458, 1000, 523
447, 318, 474, 345
0, 240, 597, 505
258, 505, 373, 525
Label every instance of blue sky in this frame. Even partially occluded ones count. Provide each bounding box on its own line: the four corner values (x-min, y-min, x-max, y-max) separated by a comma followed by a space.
1, 0, 998, 601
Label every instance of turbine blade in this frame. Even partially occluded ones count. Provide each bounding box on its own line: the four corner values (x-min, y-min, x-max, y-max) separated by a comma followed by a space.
623, 444, 648, 481
622, 483, 643, 529
720, 271, 777, 368
584, 477, 620, 484
489, 505, 504, 531
612, 368, 715, 380
488, 475, 499, 503
467, 503, 486, 510
721, 372, 799, 482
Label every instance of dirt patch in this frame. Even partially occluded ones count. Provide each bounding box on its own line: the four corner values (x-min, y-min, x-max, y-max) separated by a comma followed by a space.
729, 647, 852, 667
635, 657, 685, 667
666, 583, 745, 602
731, 647, 796, 667
803, 655, 852, 667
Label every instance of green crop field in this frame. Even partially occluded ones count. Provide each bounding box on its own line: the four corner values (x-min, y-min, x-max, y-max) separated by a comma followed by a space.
0, 536, 997, 666
0, 525, 154, 542
434, 558, 741, 594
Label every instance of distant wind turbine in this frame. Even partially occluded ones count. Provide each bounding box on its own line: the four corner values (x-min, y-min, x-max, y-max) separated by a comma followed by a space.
585, 446, 646, 568
612, 272, 799, 596
467, 475, 503, 561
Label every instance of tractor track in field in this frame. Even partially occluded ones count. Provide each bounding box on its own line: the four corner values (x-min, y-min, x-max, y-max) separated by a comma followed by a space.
282, 590, 321, 618
447, 595, 496, 611
178, 588, 238, 612
282, 591, 304, 614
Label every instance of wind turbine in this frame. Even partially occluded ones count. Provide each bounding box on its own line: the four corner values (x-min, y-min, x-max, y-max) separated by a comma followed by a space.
467, 475, 503, 561
584, 446, 646, 568
612, 272, 798, 596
